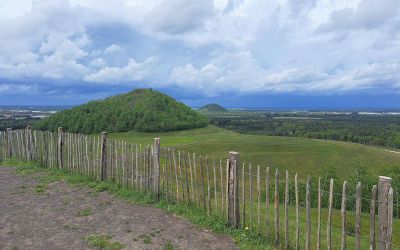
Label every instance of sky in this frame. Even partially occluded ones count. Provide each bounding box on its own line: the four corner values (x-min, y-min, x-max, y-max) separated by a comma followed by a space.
0, 0, 400, 108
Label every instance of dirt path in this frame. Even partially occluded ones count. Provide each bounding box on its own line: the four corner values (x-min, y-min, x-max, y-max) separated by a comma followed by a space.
0, 167, 237, 250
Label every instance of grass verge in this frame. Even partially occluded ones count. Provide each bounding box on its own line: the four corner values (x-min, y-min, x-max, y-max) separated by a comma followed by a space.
1, 159, 274, 249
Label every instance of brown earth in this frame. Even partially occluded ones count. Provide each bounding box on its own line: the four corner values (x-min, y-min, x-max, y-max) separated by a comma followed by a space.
0, 167, 237, 250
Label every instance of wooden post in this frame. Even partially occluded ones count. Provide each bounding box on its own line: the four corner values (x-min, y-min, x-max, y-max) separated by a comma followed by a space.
249, 163, 253, 227
189, 152, 195, 204
220, 158, 224, 216
57, 127, 64, 169
355, 182, 362, 250
317, 177, 321, 250
378, 176, 392, 250
242, 162, 246, 227
178, 151, 184, 201
153, 138, 160, 197
213, 159, 218, 214
206, 157, 212, 215
173, 149, 179, 202
388, 188, 393, 250
306, 175, 311, 250
228, 151, 240, 228
341, 181, 348, 250
327, 178, 334, 250
274, 169, 280, 246
26, 125, 33, 161
200, 156, 206, 211
193, 153, 200, 207
370, 185, 377, 250
7, 128, 13, 158
284, 170, 289, 249
266, 167, 270, 238
295, 173, 299, 250
100, 132, 107, 181
257, 165, 261, 232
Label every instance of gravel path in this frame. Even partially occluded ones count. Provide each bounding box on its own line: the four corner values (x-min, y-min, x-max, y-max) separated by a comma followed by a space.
0, 167, 237, 250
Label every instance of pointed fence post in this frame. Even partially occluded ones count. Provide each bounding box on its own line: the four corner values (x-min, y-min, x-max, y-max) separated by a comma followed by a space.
153, 138, 161, 198
100, 132, 107, 181
57, 127, 64, 169
378, 176, 392, 250
228, 151, 240, 228
6, 128, 13, 158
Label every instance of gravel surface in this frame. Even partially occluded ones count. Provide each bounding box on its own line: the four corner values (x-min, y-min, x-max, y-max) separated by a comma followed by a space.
0, 167, 237, 250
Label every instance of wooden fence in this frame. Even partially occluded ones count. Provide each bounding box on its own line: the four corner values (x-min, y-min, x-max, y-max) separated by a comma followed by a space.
0, 127, 397, 249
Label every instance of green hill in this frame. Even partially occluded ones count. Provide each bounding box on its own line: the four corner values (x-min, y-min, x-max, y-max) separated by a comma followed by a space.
33, 89, 208, 133
200, 103, 226, 112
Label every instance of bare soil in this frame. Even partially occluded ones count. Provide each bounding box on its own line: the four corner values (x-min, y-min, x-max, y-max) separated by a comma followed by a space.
0, 167, 237, 250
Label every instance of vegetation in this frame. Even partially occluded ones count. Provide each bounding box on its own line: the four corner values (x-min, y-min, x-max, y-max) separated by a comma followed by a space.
33, 89, 208, 134
205, 110, 400, 149
84, 234, 125, 250
0, 118, 36, 131
199, 103, 226, 112
109, 126, 400, 180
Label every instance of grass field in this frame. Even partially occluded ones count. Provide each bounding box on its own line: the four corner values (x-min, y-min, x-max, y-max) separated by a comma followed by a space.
109, 126, 400, 180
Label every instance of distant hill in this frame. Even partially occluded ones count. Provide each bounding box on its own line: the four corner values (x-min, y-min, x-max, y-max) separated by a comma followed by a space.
33, 89, 209, 133
200, 103, 226, 112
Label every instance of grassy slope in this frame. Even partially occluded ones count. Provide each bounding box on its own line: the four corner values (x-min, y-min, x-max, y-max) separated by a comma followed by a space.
109, 126, 400, 180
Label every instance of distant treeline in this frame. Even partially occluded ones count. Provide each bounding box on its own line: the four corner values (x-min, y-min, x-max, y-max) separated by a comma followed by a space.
0, 118, 36, 131
208, 111, 400, 149
34, 89, 209, 134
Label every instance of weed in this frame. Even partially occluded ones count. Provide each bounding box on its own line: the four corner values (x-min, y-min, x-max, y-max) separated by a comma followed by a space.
77, 208, 92, 217
164, 241, 175, 250
84, 234, 125, 250
33, 183, 48, 194
142, 235, 152, 244
63, 223, 79, 230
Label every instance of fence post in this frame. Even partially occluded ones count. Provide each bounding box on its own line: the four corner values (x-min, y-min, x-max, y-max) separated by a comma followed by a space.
100, 132, 107, 181
370, 185, 378, 250
153, 138, 160, 198
26, 125, 33, 161
228, 151, 240, 228
355, 182, 362, 250
57, 127, 64, 169
378, 176, 392, 250
7, 128, 13, 158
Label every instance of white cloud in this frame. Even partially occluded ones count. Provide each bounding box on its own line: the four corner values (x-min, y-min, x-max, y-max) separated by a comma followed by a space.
318, 0, 400, 32
146, 0, 215, 34
104, 44, 121, 54
0, 83, 38, 94
84, 57, 157, 84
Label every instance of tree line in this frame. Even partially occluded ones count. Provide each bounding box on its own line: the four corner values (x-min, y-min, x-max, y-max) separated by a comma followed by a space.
208, 112, 400, 149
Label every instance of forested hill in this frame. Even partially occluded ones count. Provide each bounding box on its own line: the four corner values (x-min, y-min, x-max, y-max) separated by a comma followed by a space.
200, 104, 226, 112
33, 89, 208, 134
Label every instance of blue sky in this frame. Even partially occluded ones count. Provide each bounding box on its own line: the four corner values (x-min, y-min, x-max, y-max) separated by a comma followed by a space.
1, 0, 400, 108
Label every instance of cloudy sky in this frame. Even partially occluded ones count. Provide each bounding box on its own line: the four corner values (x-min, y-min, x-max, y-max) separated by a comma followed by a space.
1, 0, 400, 108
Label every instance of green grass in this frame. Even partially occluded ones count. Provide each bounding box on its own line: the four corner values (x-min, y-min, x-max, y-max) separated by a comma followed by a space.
77, 208, 92, 217
163, 240, 175, 250
109, 126, 400, 180
84, 234, 125, 250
